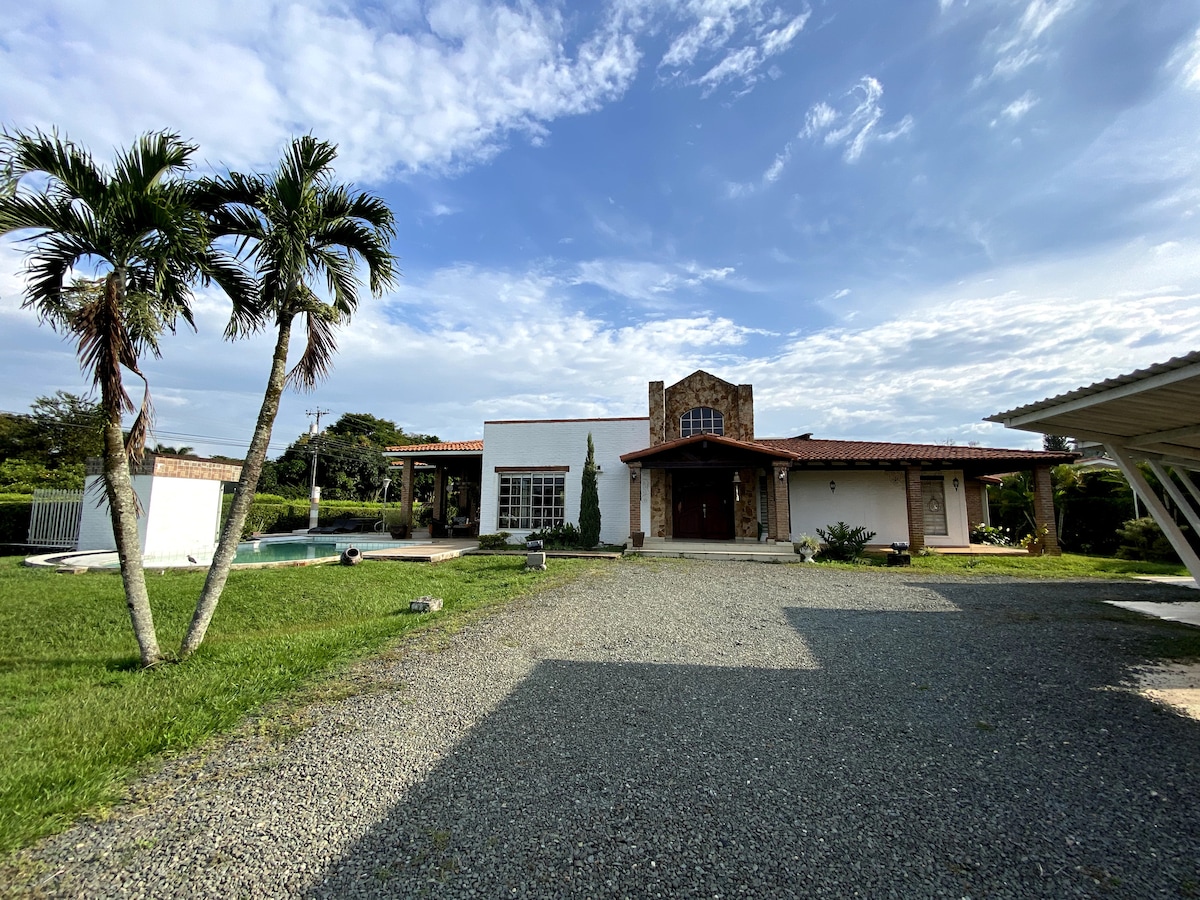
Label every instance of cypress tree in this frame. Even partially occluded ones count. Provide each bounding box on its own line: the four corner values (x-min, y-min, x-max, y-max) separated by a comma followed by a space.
579, 432, 601, 547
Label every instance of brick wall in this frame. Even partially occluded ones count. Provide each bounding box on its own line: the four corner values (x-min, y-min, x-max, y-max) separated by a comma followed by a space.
86, 454, 241, 482
905, 466, 925, 552
965, 479, 985, 530
1032, 464, 1061, 555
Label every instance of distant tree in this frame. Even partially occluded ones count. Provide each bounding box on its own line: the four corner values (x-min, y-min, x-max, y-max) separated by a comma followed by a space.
1042, 434, 1072, 452
0, 129, 252, 667
151, 443, 194, 456
0, 392, 104, 469
579, 433, 601, 548
183, 136, 397, 659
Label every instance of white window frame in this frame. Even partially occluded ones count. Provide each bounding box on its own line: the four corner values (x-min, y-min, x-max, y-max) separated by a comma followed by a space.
680, 406, 725, 438
497, 472, 566, 530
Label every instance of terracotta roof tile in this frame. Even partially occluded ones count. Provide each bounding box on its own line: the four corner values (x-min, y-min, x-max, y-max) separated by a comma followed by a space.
384, 440, 484, 453
620, 433, 801, 462
757, 436, 1076, 465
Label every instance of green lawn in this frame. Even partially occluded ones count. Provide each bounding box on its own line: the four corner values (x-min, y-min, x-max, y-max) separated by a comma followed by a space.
0, 554, 601, 856
905, 551, 1188, 578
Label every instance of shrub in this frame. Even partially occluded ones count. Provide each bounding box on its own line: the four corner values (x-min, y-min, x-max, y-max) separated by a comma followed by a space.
816, 522, 876, 562
578, 434, 601, 548
970, 523, 1013, 546
1116, 517, 1182, 563
477, 532, 512, 550
526, 522, 584, 550
0, 497, 33, 544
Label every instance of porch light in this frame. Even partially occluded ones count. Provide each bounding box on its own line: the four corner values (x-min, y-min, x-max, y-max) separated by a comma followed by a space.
778, 468, 787, 482
630, 468, 639, 482
829, 479, 837, 493
952, 477, 960, 491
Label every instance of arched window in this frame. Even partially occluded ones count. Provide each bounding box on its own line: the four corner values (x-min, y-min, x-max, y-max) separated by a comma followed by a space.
680, 407, 724, 437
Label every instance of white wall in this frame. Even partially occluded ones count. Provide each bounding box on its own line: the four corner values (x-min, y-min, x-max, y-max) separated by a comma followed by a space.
788, 468, 970, 547
77, 473, 226, 563
143, 477, 225, 563
789, 470, 910, 546
77, 473, 153, 552
480, 418, 650, 544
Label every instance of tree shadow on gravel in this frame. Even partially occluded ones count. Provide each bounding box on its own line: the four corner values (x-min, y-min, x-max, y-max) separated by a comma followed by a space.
306, 580, 1200, 899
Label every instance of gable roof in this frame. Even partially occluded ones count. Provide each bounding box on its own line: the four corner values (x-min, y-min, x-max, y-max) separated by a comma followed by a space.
620, 432, 801, 463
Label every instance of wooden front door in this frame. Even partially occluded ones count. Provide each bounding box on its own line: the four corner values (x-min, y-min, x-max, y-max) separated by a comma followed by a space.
672, 471, 734, 540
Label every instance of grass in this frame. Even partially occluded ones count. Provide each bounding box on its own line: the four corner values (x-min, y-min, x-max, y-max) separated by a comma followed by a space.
858, 551, 1188, 578
0, 553, 602, 856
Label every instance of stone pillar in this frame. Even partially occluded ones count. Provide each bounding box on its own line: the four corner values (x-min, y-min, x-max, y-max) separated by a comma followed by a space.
737, 384, 754, 441
905, 466, 925, 553
648, 381, 665, 446
1032, 464, 1061, 555
400, 458, 415, 528
770, 462, 791, 542
628, 463, 643, 536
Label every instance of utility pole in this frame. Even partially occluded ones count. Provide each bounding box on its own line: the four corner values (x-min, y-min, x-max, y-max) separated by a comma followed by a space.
306, 408, 330, 531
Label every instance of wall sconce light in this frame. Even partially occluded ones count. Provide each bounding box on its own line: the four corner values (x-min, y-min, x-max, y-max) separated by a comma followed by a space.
952, 477, 960, 492
778, 468, 788, 482
630, 469, 639, 482
732, 471, 742, 502
594, 463, 602, 474
829, 479, 837, 493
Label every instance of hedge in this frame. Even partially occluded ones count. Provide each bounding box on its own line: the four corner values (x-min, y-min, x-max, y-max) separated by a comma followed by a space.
0, 496, 33, 544
223, 496, 422, 538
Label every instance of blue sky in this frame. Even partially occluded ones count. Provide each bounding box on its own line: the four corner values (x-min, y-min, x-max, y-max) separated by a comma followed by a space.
3, 0, 1200, 457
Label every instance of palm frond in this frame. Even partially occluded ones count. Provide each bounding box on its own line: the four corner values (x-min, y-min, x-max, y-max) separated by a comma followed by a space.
286, 300, 340, 390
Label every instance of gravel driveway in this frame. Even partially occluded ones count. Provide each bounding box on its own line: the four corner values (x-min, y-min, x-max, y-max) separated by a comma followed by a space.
15, 560, 1200, 898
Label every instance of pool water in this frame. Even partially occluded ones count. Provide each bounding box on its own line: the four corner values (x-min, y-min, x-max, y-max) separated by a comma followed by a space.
231, 539, 418, 564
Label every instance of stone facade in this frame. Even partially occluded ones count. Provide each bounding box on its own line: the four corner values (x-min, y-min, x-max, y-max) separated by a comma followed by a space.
651, 371, 754, 444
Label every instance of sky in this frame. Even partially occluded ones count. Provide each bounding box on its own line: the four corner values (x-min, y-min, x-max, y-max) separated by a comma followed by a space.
2, 0, 1200, 458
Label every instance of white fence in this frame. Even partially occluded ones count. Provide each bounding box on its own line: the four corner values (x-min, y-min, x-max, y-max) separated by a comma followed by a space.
27, 489, 83, 548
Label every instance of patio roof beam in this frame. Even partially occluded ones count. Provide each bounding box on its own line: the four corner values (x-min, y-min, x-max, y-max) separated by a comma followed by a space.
1147, 460, 1200, 541
1107, 444, 1200, 583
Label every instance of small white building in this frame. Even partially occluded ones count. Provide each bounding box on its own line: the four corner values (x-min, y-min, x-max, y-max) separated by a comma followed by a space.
78, 455, 242, 565
385, 371, 1072, 551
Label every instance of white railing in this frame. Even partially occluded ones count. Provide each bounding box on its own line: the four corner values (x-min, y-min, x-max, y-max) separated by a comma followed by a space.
27, 489, 84, 548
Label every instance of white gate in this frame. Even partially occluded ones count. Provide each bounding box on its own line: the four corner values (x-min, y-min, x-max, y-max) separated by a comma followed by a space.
27, 489, 84, 548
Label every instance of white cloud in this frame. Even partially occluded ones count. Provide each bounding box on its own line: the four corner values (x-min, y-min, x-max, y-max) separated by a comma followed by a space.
0, 0, 641, 181
799, 77, 912, 164
996, 91, 1039, 124
571, 259, 735, 304
984, 0, 1077, 82
1175, 28, 1200, 90
657, 2, 809, 96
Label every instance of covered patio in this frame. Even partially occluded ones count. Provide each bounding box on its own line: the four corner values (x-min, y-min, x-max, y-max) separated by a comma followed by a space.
383, 441, 484, 537
988, 351, 1200, 582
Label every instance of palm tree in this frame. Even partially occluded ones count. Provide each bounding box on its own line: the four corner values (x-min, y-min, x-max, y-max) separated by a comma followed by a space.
181, 136, 397, 658
0, 129, 254, 667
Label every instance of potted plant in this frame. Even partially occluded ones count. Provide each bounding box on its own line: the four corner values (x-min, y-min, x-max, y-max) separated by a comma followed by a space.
794, 534, 821, 562
631, 531, 645, 548
1021, 524, 1049, 555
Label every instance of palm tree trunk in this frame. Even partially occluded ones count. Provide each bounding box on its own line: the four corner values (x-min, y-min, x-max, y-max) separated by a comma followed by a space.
181, 314, 295, 658
101, 420, 163, 667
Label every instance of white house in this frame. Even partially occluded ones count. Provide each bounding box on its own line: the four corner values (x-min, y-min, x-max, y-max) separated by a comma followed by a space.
385, 371, 1074, 552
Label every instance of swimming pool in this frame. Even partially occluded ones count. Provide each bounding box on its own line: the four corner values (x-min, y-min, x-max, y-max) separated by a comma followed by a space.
232, 538, 417, 564
28, 536, 426, 570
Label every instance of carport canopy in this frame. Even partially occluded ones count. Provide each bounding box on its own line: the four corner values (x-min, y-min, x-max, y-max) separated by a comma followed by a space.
987, 351, 1200, 581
